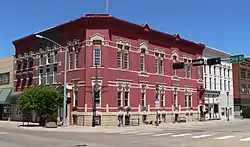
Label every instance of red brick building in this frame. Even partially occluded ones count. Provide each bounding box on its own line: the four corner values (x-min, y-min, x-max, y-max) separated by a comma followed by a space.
13, 14, 205, 125
233, 58, 250, 118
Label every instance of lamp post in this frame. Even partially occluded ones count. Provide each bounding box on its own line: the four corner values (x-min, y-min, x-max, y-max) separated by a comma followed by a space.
35, 34, 68, 126
226, 91, 230, 121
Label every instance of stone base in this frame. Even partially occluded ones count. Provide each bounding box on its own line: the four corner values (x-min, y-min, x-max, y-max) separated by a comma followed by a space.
70, 112, 200, 126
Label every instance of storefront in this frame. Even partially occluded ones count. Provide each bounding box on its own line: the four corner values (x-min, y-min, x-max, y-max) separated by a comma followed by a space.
0, 88, 12, 120
204, 90, 220, 120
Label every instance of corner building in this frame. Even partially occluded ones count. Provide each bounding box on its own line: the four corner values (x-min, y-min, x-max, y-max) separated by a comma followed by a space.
13, 14, 205, 126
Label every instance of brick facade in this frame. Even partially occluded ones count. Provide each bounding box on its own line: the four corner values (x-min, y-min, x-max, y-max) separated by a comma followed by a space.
13, 14, 205, 125
233, 58, 250, 117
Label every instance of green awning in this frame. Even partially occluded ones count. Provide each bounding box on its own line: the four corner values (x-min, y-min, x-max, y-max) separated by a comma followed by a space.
0, 88, 12, 104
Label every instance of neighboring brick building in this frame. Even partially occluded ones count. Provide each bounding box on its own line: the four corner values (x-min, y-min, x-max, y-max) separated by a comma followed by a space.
13, 14, 205, 126
0, 56, 15, 120
233, 58, 250, 118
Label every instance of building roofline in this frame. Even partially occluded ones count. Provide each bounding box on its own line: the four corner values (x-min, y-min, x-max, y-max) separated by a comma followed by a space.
13, 14, 204, 49
205, 46, 233, 56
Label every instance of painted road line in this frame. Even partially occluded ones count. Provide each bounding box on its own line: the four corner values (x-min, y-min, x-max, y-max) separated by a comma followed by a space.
0, 132, 8, 135
105, 131, 124, 134
240, 137, 250, 142
120, 131, 138, 135
136, 132, 154, 136
152, 133, 172, 137
214, 136, 235, 140
192, 134, 212, 139
172, 133, 192, 137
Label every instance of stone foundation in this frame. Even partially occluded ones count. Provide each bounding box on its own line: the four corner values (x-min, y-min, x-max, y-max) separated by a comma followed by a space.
70, 111, 200, 126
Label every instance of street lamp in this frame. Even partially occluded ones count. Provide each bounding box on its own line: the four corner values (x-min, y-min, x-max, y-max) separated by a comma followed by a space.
35, 34, 68, 126
226, 91, 230, 121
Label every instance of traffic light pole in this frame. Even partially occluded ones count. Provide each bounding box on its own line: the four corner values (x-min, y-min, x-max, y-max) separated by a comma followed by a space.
92, 63, 98, 127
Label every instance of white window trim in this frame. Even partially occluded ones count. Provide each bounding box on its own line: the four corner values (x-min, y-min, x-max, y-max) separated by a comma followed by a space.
93, 45, 102, 66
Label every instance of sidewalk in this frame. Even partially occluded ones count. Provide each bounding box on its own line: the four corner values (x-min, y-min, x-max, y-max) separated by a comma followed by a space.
0, 119, 243, 133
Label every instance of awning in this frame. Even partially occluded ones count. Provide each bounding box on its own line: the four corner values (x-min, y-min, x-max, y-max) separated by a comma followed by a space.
0, 88, 12, 105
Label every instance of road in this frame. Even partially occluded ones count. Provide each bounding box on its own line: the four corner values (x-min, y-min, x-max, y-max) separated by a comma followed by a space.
0, 119, 250, 147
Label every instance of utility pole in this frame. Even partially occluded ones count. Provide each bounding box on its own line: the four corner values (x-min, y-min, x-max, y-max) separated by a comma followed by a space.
106, 0, 109, 14
227, 91, 230, 121
92, 63, 98, 127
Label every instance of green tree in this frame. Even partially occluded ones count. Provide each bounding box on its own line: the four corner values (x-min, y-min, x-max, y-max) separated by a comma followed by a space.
17, 86, 63, 126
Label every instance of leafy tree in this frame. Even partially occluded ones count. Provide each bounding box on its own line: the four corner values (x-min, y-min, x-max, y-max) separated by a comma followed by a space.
17, 86, 63, 125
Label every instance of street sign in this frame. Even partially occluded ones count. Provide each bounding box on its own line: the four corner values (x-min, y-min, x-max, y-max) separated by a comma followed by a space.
230, 54, 245, 63
155, 99, 160, 109
192, 59, 204, 66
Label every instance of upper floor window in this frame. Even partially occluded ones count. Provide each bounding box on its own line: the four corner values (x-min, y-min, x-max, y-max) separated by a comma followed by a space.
214, 66, 216, 75
22, 60, 27, 69
241, 70, 246, 79
228, 69, 230, 78
204, 77, 207, 89
187, 60, 191, 78
228, 81, 230, 91
214, 78, 217, 90
209, 66, 211, 74
140, 48, 146, 72
220, 79, 222, 90
93, 40, 102, 66
0, 72, 10, 85
116, 43, 130, 69
209, 77, 212, 89
28, 59, 33, 68
47, 53, 52, 64
155, 53, 159, 73
17, 61, 22, 70
159, 58, 164, 74
75, 52, 79, 68
219, 67, 222, 76
247, 71, 250, 79
124, 52, 129, 69
69, 52, 73, 69
172, 55, 177, 76
204, 65, 206, 73
224, 80, 226, 91
224, 69, 226, 77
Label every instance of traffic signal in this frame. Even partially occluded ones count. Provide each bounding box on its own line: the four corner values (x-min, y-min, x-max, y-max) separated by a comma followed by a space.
94, 90, 100, 99
172, 62, 185, 69
66, 97, 71, 104
207, 57, 221, 65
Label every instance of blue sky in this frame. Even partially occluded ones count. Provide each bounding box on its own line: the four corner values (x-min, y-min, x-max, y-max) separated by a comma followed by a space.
0, 0, 250, 58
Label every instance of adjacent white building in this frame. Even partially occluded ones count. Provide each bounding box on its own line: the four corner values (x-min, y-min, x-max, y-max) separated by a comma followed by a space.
203, 47, 234, 120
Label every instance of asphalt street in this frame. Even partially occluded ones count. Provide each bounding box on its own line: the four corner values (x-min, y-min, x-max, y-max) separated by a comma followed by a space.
0, 119, 250, 147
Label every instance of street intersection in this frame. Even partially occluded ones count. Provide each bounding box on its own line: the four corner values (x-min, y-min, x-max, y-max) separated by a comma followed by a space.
0, 119, 249, 147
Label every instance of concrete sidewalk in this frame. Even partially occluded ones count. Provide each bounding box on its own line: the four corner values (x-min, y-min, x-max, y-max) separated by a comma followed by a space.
0, 119, 244, 133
